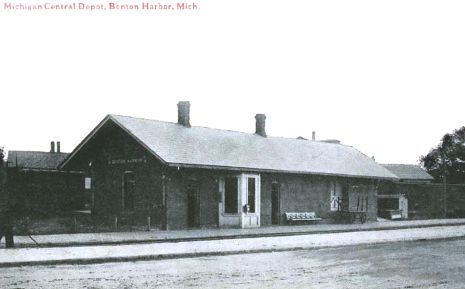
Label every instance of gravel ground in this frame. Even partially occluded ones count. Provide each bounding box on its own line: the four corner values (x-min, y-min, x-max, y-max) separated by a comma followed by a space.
2, 238, 465, 289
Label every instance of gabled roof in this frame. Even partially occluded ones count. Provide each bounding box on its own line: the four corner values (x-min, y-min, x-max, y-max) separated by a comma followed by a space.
61, 114, 398, 180
381, 164, 434, 181
8, 151, 69, 171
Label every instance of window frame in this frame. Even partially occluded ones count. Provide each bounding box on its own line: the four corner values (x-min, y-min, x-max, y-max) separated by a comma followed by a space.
223, 176, 240, 215
122, 171, 135, 211
330, 180, 343, 212
247, 177, 256, 213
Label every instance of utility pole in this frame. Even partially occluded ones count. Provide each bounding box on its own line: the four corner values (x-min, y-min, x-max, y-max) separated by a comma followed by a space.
441, 150, 447, 218
1, 149, 15, 247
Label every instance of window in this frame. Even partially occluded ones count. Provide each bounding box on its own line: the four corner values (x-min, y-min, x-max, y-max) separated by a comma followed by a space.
224, 177, 238, 214
83, 177, 93, 209
247, 178, 256, 213
84, 177, 92, 190
330, 181, 342, 211
123, 172, 135, 211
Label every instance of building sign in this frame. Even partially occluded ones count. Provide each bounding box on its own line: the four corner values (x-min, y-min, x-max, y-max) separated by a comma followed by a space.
108, 156, 147, 165
84, 177, 91, 190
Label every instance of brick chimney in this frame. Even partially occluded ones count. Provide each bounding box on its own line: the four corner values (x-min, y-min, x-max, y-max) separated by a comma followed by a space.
177, 101, 191, 127
255, 114, 267, 137
57, 141, 61, 153
50, 141, 55, 153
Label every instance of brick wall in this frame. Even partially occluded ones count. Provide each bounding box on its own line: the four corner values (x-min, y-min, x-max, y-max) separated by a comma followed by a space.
260, 174, 329, 225
166, 169, 219, 230
261, 173, 378, 224
164, 170, 380, 229
66, 120, 166, 227
165, 173, 189, 230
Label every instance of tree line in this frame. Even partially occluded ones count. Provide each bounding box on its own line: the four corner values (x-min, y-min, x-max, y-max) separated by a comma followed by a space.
420, 126, 465, 184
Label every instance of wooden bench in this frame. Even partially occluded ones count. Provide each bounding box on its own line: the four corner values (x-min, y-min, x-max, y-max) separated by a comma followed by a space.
285, 212, 322, 224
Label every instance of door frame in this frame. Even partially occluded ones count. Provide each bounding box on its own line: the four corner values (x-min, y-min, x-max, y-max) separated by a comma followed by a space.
271, 181, 280, 225
240, 174, 261, 228
218, 173, 261, 228
122, 171, 135, 212
186, 180, 200, 228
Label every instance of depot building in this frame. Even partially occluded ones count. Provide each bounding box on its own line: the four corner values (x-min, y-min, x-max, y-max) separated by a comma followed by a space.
60, 102, 397, 230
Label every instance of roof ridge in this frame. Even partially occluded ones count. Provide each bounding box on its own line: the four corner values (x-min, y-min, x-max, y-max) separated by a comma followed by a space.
8, 150, 69, 154
110, 114, 349, 147
382, 163, 421, 167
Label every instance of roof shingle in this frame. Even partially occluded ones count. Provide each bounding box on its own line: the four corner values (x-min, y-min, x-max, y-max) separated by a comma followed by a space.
7, 151, 69, 170
98, 115, 398, 180
381, 164, 434, 181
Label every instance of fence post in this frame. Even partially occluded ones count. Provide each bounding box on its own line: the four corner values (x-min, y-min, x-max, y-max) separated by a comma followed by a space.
73, 215, 78, 233
114, 215, 118, 232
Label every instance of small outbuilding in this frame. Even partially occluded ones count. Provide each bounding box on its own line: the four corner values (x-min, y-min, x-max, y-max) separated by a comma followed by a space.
378, 164, 434, 220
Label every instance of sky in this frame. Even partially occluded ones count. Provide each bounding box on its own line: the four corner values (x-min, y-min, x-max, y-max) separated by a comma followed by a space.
1, 0, 464, 164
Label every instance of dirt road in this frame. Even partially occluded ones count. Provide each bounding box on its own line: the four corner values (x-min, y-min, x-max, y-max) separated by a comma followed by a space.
2, 239, 464, 288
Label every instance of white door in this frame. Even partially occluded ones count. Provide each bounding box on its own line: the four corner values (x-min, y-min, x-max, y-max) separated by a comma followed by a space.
240, 174, 260, 228
330, 181, 343, 211
218, 174, 261, 228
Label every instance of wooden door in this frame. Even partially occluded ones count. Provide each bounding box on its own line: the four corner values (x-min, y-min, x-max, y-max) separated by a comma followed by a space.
271, 182, 280, 225
187, 180, 200, 228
